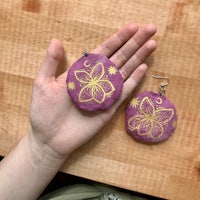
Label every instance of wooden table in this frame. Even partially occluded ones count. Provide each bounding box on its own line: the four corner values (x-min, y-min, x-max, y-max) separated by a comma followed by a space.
0, 0, 200, 199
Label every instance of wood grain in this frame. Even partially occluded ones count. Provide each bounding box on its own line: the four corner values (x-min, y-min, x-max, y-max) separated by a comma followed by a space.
0, 0, 200, 199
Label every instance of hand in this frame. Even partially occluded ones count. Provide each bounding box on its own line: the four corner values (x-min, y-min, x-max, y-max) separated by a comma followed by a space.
30, 23, 157, 161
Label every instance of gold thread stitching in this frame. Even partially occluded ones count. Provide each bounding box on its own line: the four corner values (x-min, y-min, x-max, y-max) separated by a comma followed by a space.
74, 61, 115, 104
128, 96, 174, 140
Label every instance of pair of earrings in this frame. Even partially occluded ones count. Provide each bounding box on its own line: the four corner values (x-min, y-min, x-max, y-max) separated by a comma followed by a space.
66, 53, 177, 144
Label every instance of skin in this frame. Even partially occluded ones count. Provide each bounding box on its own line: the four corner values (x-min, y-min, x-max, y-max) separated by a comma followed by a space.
0, 23, 157, 200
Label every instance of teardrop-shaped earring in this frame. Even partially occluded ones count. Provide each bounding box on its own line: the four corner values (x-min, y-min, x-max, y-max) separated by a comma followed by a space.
125, 75, 178, 143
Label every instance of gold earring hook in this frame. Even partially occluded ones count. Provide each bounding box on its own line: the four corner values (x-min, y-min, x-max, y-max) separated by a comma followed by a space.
147, 74, 170, 96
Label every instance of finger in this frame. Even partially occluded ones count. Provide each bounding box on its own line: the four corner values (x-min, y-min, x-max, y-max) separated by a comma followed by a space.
120, 40, 156, 80
114, 63, 148, 108
92, 23, 138, 57
37, 39, 64, 78
110, 23, 157, 68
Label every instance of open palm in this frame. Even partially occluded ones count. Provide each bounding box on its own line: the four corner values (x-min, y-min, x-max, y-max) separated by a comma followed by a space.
30, 23, 157, 157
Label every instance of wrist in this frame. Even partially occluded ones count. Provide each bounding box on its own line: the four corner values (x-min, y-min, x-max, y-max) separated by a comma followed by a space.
0, 130, 68, 200
27, 129, 68, 172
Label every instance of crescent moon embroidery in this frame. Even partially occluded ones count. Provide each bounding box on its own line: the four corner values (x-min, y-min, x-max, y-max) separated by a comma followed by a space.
155, 97, 163, 104
84, 60, 91, 68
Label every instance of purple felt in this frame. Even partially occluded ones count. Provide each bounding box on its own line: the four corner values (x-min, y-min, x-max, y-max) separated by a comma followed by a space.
66, 53, 123, 111
126, 91, 178, 143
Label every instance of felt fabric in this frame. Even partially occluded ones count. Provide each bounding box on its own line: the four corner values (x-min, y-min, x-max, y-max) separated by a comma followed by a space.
126, 91, 177, 143
66, 54, 123, 111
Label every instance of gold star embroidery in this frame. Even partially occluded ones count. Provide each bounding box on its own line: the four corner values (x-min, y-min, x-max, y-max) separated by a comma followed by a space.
173, 120, 177, 128
130, 97, 140, 108
108, 66, 117, 75
67, 81, 75, 90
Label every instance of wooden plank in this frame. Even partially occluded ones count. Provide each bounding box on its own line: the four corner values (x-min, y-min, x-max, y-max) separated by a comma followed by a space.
0, 72, 32, 154
1, 0, 171, 36
1, 0, 200, 199
63, 151, 171, 198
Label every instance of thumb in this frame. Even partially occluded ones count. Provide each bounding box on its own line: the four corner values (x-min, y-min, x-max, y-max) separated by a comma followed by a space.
37, 39, 64, 78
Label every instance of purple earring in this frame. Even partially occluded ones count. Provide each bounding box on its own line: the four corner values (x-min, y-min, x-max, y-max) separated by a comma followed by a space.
125, 75, 178, 143
66, 51, 123, 111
